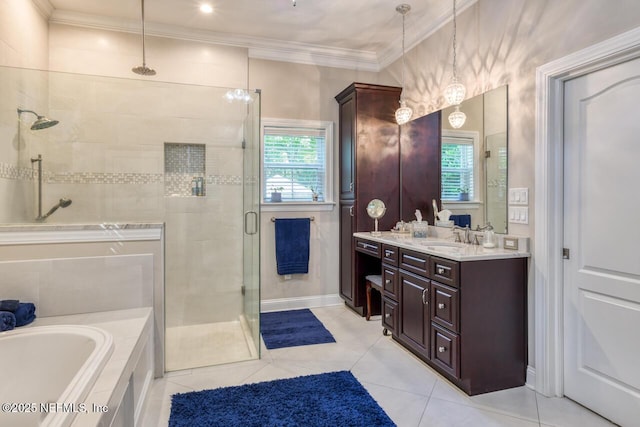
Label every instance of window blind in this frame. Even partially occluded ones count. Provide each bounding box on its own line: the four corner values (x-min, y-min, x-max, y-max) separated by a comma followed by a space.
263, 125, 327, 202
441, 136, 474, 200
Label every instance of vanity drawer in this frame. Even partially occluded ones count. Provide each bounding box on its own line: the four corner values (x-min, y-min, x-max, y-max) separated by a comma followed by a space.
431, 282, 459, 333
382, 244, 399, 266
399, 248, 429, 277
430, 256, 459, 288
431, 322, 460, 378
382, 297, 398, 335
355, 238, 381, 258
382, 265, 399, 301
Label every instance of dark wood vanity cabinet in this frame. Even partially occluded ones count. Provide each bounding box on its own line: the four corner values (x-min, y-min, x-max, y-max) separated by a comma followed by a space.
355, 236, 528, 396
336, 83, 401, 314
336, 82, 442, 316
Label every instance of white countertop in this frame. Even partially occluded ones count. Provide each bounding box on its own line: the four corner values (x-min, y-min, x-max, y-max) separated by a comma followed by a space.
353, 231, 530, 261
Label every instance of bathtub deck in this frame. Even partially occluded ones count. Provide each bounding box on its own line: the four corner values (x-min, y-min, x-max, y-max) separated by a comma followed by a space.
29, 307, 153, 427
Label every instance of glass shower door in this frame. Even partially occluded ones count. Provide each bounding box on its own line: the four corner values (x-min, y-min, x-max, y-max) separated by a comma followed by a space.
242, 90, 261, 357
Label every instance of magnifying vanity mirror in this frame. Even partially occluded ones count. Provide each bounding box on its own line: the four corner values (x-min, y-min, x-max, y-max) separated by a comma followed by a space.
366, 199, 386, 236
440, 85, 508, 233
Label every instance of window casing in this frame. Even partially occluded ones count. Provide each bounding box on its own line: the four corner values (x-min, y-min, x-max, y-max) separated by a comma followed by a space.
262, 118, 333, 205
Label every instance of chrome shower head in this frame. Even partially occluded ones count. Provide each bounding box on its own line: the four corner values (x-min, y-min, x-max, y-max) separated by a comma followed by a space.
132, 0, 156, 76
17, 108, 59, 130
132, 65, 156, 76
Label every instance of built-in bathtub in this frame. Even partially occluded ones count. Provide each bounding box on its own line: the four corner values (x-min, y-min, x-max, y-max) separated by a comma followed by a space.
0, 325, 113, 427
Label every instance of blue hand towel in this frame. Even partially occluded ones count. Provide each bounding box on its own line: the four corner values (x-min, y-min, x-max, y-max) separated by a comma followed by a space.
0, 299, 20, 312
14, 302, 36, 327
0, 311, 16, 332
275, 218, 310, 275
450, 214, 471, 228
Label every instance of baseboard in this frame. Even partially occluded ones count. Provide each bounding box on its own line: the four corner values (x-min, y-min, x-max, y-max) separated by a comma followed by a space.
526, 365, 536, 390
261, 294, 343, 313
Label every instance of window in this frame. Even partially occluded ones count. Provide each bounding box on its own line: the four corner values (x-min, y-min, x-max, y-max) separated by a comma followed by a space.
262, 119, 333, 204
441, 131, 478, 201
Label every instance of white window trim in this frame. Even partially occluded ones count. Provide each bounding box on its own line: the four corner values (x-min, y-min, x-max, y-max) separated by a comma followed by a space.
441, 129, 481, 203
261, 118, 334, 210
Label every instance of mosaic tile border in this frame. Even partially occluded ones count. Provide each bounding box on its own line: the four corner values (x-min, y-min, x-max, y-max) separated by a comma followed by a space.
0, 162, 242, 187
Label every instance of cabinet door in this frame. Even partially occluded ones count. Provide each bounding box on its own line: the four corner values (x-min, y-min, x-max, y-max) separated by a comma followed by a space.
338, 92, 355, 200
400, 110, 441, 222
339, 202, 355, 302
382, 297, 398, 335
398, 270, 430, 357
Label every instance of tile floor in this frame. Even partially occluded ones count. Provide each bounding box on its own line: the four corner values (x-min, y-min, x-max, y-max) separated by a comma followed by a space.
140, 305, 617, 427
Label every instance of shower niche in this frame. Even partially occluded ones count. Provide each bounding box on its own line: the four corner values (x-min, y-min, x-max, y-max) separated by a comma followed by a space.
164, 143, 206, 197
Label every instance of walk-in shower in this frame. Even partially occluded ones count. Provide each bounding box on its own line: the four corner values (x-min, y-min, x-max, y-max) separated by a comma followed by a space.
2, 65, 261, 372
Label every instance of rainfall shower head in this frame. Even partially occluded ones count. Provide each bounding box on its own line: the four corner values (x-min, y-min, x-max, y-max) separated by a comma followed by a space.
17, 108, 59, 130
132, 0, 156, 76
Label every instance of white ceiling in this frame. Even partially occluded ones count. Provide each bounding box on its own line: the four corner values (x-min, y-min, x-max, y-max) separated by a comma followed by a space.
38, 0, 476, 71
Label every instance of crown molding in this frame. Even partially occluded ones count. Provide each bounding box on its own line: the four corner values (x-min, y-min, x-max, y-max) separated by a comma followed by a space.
32, 0, 54, 19
49, 0, 476, 72
378, 0, 477, 69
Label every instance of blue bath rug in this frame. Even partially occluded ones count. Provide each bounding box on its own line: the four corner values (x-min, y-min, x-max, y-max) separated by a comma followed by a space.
260, 308, 335, 349
169, 371, 395, 427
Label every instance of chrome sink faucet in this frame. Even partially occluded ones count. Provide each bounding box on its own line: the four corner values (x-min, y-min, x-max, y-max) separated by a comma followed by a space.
452, 225, 471, 244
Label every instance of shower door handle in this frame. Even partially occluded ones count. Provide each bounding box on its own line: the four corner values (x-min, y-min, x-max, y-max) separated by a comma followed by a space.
244, 211, 258, 235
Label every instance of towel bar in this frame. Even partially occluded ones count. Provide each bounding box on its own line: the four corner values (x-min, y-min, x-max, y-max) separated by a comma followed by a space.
271, 216, 315, 222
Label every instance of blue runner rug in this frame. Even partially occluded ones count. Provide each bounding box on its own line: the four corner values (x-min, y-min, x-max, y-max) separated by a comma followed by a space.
260, 308, 335, 349
169, 371, 395, 427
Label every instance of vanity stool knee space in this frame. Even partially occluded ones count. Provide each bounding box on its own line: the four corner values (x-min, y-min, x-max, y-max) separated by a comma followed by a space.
365, 274, 383, 322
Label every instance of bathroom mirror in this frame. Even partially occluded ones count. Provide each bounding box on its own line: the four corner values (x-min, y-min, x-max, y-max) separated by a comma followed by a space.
366, 199, 386, 236
440, 85, 508, 233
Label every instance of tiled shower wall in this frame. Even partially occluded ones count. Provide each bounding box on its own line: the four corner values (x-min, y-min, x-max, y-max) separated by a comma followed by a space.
0, 66, 252, 327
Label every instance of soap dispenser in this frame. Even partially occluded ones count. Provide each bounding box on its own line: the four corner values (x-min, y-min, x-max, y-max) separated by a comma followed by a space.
482, 223, 496, 248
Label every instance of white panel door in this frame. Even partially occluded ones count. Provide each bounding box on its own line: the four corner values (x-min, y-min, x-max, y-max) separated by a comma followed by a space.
563, 57, 640, 427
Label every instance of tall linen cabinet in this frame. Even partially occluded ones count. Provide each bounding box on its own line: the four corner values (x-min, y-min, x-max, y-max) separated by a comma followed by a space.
335, 82, 441, 315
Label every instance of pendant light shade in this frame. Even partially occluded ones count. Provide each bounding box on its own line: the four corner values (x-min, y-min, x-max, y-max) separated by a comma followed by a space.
444, 80, 466, 106
395, 4, 412, 125
448, 106, 467, 128
395, 99, 413, 125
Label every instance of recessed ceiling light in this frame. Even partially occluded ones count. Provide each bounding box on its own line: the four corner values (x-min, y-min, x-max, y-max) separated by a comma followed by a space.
200, 4, 213, 14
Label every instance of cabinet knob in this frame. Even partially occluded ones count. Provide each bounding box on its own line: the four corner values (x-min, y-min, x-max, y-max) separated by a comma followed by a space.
438, 346, 446, 353
349, 206, 354, 217
385, 279, 391, 285
422, 288, 428, 305
349, 182, 353, 192
385, 313, 390, 318
437, 267, 445, 275
438, 303, 445, 309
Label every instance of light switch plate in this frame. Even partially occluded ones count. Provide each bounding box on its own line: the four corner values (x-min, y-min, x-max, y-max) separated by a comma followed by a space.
508, 187, 529, 205
508, 206, 529, 224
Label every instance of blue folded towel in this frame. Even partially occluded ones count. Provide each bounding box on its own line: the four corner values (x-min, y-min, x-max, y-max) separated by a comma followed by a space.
0, 299, 20, 312
14, 302, 36, 327
274, 218, 310, 275
450, 214, 471, 228
0, 311, 16, 332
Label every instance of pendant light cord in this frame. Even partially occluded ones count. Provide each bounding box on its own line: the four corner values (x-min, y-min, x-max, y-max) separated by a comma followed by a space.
401, 11, 406, 100
452, 0, 458, 81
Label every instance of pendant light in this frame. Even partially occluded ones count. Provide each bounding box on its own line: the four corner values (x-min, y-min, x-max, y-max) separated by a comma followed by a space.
445, 0, 466, 128
132, 0, 156, 76
395, 4, 413, 126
